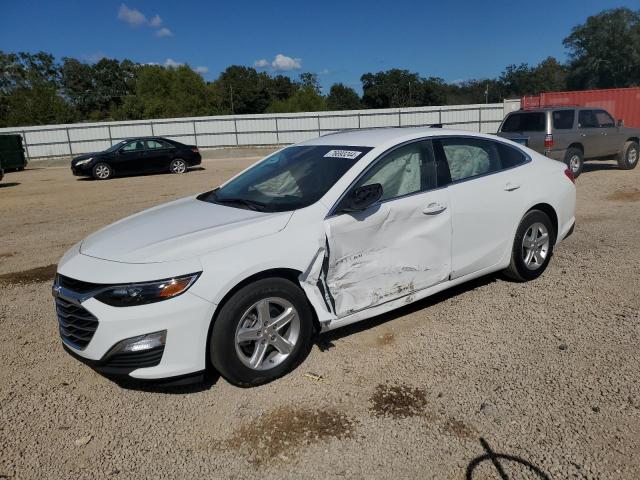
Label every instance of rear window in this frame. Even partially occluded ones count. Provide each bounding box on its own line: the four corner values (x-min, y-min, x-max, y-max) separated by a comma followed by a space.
553, 110, 575, 130
501, 112, 546, 132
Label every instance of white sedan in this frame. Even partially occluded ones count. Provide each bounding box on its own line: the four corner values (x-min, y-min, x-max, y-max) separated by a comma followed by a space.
54, 128, 576, 386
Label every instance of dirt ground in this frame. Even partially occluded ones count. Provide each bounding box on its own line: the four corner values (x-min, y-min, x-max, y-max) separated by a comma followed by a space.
1, 155, 639, 479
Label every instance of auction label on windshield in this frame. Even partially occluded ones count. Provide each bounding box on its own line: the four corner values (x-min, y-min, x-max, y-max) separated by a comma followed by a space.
324, 150, 362, 160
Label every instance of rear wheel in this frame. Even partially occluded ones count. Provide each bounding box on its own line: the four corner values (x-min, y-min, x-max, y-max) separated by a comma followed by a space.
169, 158, 187, 174
210, 278, 313, 387
92, 162, 112, 180
618, 141, 639, 170
504, 210, 555, 282
564, 147, 583, 178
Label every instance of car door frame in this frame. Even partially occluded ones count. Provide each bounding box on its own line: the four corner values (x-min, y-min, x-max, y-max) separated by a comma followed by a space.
322, 138, 453, 318
431, 135, 533, 279
114, 140, 146, 174
145, 139, 174, 172
592, 109, 622, 156
577, 109, 605, 158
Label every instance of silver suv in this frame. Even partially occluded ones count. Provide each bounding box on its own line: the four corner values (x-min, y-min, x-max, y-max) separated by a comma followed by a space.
497, 107, 639, 178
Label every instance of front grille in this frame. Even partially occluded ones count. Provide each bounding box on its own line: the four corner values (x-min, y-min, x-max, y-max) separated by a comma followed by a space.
56, 297, 99, 350
57, 274, 102, 294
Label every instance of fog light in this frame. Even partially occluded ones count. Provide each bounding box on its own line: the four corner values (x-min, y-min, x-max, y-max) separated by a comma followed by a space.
107, 330, 166, 357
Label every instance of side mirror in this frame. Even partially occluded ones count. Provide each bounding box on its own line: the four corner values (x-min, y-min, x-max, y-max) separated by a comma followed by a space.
617, 119, 624, 127
340, 183, 383, 213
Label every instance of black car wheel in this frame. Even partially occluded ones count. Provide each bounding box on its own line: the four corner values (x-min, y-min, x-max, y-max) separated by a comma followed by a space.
564, 147, 583, 178
618, 141, 639, 170
92, 162, 112, 180
210, 278, 314, 387
170, 158, 187, 174
503, 210, 555, 282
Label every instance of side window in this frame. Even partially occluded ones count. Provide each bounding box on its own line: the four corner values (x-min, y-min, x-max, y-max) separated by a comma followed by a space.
121, 140, 145, 152
438, 138, 500, 182
146, 140, 168, 149
578, 110, 598, 128
594, 110, 615, 128
553, 110, 575, 130
355, 141, 436, 202
495, 142, 528, 169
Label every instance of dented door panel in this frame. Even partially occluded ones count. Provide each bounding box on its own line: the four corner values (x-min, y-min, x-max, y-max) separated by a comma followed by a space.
324, 190, 452, 317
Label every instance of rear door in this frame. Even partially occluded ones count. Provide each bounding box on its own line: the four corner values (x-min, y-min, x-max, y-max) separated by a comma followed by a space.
145, 139, 173, 172
324, 140, 452, 317
577, 110, 604, 158
434, 136, 530, 279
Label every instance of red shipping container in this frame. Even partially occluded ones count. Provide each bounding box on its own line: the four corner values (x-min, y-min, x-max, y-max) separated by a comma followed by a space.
522, 87, 640, 128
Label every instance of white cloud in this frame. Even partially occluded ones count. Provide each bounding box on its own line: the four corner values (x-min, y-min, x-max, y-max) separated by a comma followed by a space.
82, 52, 106, 63
318, 68, 330, 75
195, 66, 209, 74
149, 14, 162, 27
156, 27, 173, 37
118, 4, 147, 26
164, 58, 183, 68
254, 54, 301, 71
253, 59, 270, 68
272, 54, 301, 71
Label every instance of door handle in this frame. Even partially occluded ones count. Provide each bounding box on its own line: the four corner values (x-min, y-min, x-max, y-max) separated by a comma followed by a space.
504, 182, 521, 191
422, 202, 447, 215
601, 132, 607, 136
580, 133, 587, 137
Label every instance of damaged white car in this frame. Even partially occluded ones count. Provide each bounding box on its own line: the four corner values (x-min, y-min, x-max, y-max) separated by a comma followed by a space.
54, 128, 576, 386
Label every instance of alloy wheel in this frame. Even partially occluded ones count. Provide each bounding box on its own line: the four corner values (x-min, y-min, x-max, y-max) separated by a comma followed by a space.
95, 165, 110, 179
521, 222, 550, 271
629, 148, 638, 165
234, 297, 300, 371
569, 154, 581, 173
171, 160, 186, 173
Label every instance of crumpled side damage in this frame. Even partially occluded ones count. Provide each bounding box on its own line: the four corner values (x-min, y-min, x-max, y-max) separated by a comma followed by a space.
298, 242, 337, 327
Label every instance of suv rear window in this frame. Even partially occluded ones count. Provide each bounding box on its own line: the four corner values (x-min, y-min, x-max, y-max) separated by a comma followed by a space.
553, 110, 575, 130
501, 112, 546, 132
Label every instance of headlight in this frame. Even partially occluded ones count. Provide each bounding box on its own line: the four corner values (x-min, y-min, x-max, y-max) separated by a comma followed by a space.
75, 157, 93, 166
94, 273, 200, 307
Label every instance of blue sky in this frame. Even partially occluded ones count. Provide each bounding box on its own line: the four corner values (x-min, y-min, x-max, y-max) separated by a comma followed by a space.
0, 0, 633, 92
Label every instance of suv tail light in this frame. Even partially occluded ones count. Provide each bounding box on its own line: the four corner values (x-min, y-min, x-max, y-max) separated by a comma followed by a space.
564, 167, 575, 184
191, 147, 199, 153
544, 134, 554, 150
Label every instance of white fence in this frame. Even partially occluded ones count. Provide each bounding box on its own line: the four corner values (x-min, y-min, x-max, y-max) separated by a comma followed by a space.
0, 100, 521, 159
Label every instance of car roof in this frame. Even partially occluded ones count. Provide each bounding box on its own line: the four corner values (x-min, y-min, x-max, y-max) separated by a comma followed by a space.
299, 127, 490, 148
513, 107, 582, 113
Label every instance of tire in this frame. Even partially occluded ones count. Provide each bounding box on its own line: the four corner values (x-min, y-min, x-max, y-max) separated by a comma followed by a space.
210, 277, 313, 387
618, 141, 639, 170
169, 158, 187, 174
503, 210, 555, 282
564, 147, 584, 178
92, 162, 112, 180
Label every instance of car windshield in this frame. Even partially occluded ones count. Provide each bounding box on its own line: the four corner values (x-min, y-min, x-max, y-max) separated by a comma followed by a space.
501, 112, 546, 132
105, 140, 127, 153
199, 145, 372, 212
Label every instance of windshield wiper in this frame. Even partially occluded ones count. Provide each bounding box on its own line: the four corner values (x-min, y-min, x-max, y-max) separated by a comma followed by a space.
214, 196, 267, 212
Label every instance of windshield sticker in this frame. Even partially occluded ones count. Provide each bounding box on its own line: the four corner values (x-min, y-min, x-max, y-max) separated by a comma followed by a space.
324, 150, 362, 160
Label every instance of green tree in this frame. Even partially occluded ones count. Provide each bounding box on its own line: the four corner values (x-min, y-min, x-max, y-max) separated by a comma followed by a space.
326, 83, 361, 110
210, 66, 271, 114
564, 8, 640, 89
361, 69, 447, 108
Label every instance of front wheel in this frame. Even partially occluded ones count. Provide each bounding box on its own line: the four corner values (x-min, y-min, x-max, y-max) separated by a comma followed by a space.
169, 158, 187, 174
210, 278, 313, 387
92, 162, 112, 180
503, 210, 555, 282
618, 141, 639, 170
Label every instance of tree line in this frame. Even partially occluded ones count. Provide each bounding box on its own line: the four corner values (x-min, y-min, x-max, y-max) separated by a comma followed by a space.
1, 7, 638, 128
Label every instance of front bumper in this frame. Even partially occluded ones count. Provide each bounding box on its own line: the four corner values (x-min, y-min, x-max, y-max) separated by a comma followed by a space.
71, 164, 93, 176
55, 252, 217, 380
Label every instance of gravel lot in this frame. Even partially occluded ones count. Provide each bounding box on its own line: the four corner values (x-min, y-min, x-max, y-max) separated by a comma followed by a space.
1, 154, 639, 479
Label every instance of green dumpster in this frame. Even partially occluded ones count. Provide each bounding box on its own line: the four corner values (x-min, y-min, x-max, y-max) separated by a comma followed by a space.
0, 134, 27, 171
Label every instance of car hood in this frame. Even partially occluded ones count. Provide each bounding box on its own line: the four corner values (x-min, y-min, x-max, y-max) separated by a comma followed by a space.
80, 196, 293, 263
72, 152, 101, 163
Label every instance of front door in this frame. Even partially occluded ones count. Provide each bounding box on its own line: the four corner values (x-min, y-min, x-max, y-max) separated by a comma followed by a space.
324, 140, 452, 317
114, 140, 146, 174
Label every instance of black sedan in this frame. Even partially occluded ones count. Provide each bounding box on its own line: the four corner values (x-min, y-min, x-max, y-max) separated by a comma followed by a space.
71, 137, 202, 180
